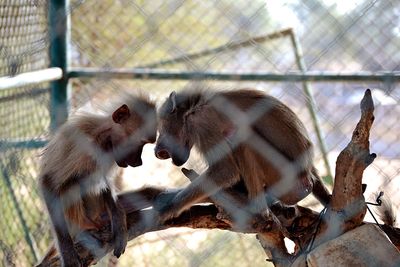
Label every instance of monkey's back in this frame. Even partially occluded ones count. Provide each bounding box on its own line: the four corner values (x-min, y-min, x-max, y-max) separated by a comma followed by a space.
216, 89, 315, 203
219, 89, 313, 161
39, 116, 116, 233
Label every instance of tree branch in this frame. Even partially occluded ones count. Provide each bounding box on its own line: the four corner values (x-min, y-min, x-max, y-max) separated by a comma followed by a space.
307, 89, 376, 249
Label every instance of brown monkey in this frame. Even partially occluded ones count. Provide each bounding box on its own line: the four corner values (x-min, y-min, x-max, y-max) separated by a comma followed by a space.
38, 93, 157, 267
154, 88, 331, 224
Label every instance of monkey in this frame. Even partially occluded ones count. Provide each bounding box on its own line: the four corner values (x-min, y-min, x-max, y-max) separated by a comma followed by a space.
153, 88, 331, 226
36, 187, 166, 267
38, 92, 157, 267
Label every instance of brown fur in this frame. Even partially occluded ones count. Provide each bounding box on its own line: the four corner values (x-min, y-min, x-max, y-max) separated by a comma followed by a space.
154, 88, 330, 223
38, 93, 156, 267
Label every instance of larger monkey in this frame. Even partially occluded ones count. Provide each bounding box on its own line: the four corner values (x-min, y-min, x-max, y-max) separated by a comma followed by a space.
38, 93, 157, 267
154, 88, 330, 224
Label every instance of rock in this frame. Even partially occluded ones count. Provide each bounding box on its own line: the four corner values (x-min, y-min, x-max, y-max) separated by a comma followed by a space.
303, 224, 400, 267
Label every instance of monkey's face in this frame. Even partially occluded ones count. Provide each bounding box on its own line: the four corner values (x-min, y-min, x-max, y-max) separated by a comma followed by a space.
155, 121, 191, 166
112, 139, 145, 168
111, 103, 157, 168
155, 92, 193, 166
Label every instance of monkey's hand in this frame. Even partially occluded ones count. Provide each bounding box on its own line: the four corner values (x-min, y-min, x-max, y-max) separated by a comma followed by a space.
61, 250, 83, 267
153, 189, 183, 222
111, 206, 128, 258
181, 168, 200, 181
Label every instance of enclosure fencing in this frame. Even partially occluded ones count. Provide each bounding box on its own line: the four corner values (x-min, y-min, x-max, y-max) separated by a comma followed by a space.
1, 0, 400, 266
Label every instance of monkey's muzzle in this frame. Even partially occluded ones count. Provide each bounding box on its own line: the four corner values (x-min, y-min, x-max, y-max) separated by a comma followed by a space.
115, 145, 144, 168
117, 157, 142, 168
154, 143, 189, 166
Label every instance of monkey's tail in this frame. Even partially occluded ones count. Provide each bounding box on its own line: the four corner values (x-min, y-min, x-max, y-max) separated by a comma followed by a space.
117, 187, 165, 213
375, 194, 397, 227
311, 167, 331, 207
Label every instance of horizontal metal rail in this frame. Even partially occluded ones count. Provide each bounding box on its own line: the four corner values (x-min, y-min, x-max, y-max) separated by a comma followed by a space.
136, 28, 292, 69
2, 66, 399, 151
0, 67, 63, 91
0, 139, 48, 150
0, 88, 49, 103
69, 68, 400, 82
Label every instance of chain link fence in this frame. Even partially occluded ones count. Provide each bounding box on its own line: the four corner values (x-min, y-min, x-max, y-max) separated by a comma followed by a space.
1, 1, 51, 266
1, 0, 400, 266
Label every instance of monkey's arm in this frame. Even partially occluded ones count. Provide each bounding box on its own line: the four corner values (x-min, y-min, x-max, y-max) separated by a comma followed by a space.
155, 156, 241, 222
102, 189, 127, 258
41, 185, 82, 267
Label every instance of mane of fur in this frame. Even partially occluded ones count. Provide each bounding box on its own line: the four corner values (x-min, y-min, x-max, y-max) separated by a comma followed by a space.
158, 86, 214, 118
39, 113, 111, 189
100, 90, 155, 118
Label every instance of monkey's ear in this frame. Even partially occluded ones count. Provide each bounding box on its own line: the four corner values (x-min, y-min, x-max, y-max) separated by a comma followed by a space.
112, 104, 131, 124
169, 91, 177, 113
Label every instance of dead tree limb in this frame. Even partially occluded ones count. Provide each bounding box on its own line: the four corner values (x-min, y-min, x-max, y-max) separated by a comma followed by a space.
37, 89, 400, 267
38, 197, 400, 267
305, 89, 376, 250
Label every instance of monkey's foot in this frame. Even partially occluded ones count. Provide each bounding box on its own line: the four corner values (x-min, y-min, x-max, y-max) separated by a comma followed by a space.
153, 190, 180, 212
112, 229, 127, 258
111, 208, 128, 258
153, 191, 184, 223
270, 202, 299, 228
153, 190, 179, 208
251, 212, 276, 232
251, 208, 291, 236
157, 205, 182, 223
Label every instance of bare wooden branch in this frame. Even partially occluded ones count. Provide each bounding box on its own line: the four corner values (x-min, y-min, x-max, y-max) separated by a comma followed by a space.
331, 89, 375, 214
37, 194, 400, 267
257, 232, 293, 267
307, 89, 376, 249
37, 202, 235, 267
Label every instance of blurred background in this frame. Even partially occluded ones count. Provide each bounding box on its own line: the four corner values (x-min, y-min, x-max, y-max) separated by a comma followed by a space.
1, 0, 399, 266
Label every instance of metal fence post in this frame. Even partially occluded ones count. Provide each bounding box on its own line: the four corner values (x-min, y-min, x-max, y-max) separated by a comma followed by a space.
1, 165, 38, 263
289, 30, 333, 181
49, 0, 70, 131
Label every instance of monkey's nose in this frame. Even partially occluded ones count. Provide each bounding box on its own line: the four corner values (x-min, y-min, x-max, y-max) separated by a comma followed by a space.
156, 148, 171, 160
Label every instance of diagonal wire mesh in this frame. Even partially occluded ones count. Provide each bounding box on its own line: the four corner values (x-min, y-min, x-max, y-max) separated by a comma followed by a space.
0, 1, 51, 266
0, 0, 399, 266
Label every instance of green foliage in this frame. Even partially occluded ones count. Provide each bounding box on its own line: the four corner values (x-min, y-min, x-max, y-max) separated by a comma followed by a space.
322, 175, 333, 186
